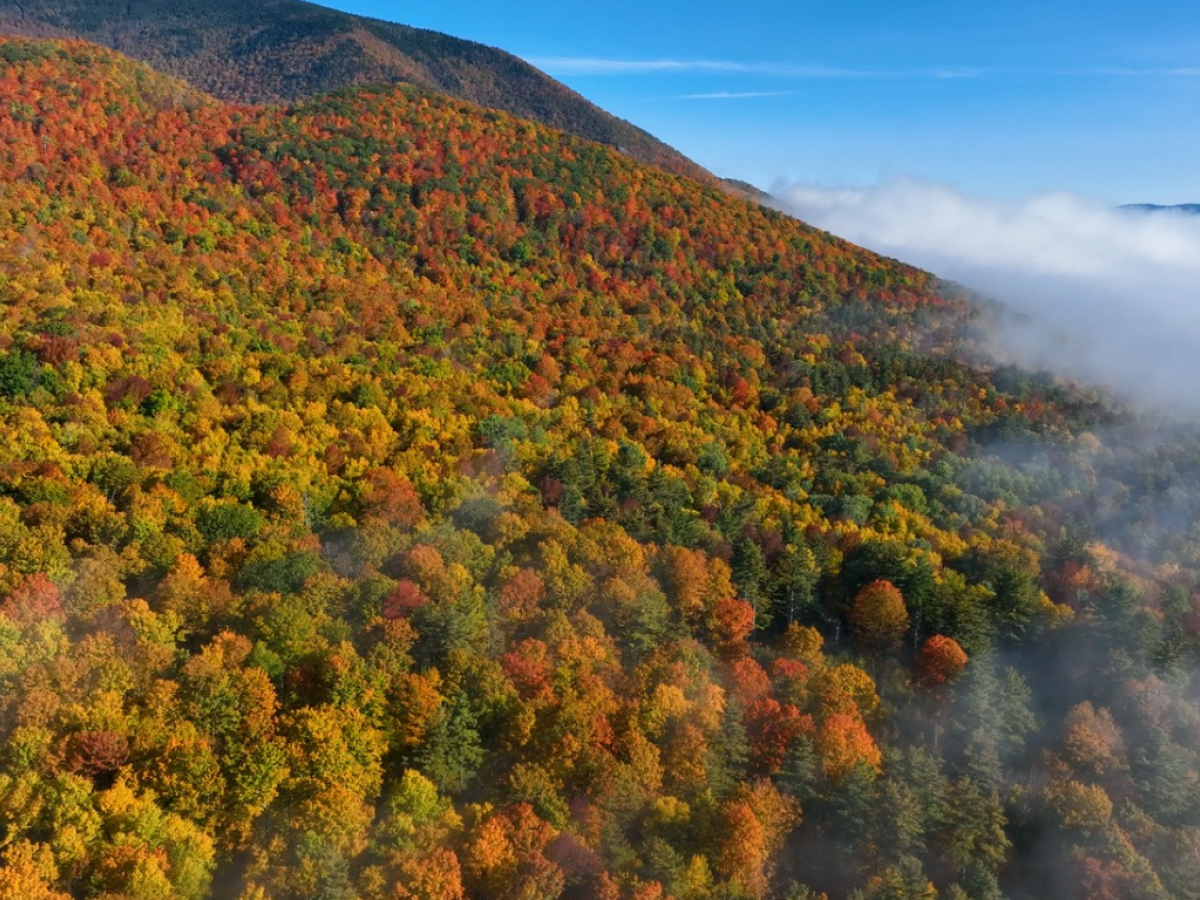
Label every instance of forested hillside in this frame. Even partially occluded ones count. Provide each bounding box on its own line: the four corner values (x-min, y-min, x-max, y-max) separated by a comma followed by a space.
0, 0, 721, 187
0, 38, 1199, 900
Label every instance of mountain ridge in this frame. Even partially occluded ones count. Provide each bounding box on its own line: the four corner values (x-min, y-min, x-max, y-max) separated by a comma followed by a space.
1118, 202, 1200, 215
0, 0, 725, 188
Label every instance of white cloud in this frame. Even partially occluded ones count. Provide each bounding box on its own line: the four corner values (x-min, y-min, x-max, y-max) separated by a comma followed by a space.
1068, 66, 1200, 77
679, 90, 794, 100
526, 57, 1200, 82
524, 57, 868, 78
774, 178, 1200, 413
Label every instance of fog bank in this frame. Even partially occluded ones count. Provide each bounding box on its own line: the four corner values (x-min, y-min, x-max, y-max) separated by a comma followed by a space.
774, 178, 1200, 413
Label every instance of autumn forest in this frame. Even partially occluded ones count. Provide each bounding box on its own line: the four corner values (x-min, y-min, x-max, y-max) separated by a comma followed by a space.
0, 36, 1199, 900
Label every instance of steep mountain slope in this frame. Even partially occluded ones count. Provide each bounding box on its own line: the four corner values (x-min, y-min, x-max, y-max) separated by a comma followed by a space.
0, 0, 721, 187
1, 38, 1200, 900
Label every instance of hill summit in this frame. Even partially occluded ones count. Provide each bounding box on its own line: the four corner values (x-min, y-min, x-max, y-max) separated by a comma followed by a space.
0, 0, 722, 186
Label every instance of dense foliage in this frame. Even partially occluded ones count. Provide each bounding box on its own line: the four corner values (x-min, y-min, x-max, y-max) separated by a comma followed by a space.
0, 0, 720, 188
0, 38, 1199, 900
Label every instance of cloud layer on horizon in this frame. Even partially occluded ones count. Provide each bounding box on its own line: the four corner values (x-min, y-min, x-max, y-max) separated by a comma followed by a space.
774, 179, 1200, 414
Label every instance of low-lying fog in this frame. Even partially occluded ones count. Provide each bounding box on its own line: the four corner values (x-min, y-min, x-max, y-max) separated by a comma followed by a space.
775, 178, 1200, 414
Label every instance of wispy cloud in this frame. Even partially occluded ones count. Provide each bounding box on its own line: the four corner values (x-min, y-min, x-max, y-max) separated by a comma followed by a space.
1064, 66, 1200, 77
524, 57, 869, 78
679, 90, 794, 100
527, 55, 1200, 82
932, 67, 985, 79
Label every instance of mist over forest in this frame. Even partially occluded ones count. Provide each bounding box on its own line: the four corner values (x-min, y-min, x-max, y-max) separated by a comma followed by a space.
777, 179, 1200, 416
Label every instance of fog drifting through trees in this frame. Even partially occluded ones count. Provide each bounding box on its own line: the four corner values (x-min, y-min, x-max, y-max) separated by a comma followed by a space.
776, 178, 1200, 416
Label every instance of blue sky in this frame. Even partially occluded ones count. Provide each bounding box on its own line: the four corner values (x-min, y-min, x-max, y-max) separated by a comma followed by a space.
324, 1, 1200, 202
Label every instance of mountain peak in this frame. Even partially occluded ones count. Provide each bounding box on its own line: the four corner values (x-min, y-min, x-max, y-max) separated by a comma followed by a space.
1118, 202, 1200, 215
0, 0, 721, 187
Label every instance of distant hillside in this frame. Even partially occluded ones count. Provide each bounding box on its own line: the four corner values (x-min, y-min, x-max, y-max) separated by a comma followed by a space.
1119, 202, 1200, 215
721, 177, 773, 203
0, 0, 721, 187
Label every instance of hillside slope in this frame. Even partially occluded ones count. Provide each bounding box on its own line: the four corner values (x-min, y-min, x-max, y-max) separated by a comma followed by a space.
0, 38, 1199, 900
0, 0, 722, 187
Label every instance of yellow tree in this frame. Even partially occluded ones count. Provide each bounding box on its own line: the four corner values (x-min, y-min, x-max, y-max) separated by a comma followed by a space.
848, 580, 909, 654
